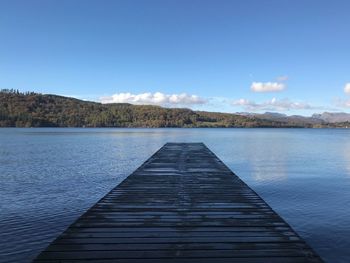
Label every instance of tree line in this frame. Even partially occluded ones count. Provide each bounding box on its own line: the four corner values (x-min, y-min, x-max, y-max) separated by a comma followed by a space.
1, 89, 348, 128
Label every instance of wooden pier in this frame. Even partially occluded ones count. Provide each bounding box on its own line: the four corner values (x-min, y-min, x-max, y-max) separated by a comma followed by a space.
34, 143, 323, 262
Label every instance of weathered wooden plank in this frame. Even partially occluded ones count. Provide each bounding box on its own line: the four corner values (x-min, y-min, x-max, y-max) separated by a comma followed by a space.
34, 258, 320, 263
33, 143, 323, 262
59, 231, 297, 238
45, 242, 310, 252
53, 236, 302, 244
66, 226, 292, 232
34, 249, 315, 260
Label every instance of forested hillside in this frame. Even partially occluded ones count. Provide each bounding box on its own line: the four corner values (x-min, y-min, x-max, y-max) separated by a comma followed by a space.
1, 89, 348, 128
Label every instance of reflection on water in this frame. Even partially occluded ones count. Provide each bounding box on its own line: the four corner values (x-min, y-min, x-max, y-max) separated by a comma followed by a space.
242, 139, 288, 182
1, 128, 350, 262
343, 139, 350, 177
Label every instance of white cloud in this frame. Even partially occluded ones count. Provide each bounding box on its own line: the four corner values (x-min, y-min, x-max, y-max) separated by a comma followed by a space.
344, 83, 350, 94
335, 98, 350, 108
231, 98, 315, 111
276, 75, 289, 82
251, 82, 285, 92
100, 92, 207, 106
333, 83, 350, 108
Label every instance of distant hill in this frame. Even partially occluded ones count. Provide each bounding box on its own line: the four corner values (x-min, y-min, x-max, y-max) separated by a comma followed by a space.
0, 89, 349, 128
247, 112, 325, 126
312, 112, 350, 123
237, 111, 350, 127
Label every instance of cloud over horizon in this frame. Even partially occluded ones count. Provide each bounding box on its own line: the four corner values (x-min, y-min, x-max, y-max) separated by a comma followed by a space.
344, 83, 350, 94
100, 92, 207, 106
276, 75, 289, 82
98, 90, 345, 113
251, 82, 286, 92
231, 97, 317, 111
333, 83, 350, 108
335, 98, 350, 108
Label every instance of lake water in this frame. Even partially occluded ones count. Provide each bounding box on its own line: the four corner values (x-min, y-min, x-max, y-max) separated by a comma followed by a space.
1, 128, 350, 263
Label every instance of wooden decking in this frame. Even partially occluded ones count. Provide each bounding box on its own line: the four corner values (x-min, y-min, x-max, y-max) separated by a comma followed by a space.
34, 143, 323, 263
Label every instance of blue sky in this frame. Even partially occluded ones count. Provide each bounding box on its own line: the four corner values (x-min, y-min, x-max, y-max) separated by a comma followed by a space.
1, 0, 350, 115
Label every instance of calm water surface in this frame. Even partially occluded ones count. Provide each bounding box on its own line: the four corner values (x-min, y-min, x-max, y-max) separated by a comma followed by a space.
1, 128, 350, 262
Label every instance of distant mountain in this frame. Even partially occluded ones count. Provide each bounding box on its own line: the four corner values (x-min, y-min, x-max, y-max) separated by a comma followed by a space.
312, 112, 350, 123
259, 112, 288, 118
0, 89, 349, 128
237, 112, 287, 118
250, 112, 325, 125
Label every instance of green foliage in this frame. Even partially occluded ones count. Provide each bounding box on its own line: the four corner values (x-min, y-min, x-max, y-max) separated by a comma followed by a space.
0, 89, 345, 128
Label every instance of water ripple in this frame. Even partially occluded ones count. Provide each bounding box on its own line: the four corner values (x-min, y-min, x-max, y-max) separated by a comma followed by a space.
1, 128, 350, 262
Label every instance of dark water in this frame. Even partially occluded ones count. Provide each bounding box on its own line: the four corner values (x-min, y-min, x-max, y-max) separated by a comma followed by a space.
1, 128, 350, 263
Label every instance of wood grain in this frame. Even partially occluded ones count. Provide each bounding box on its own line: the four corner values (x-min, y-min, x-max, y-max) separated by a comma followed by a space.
34, 143, 323, 262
